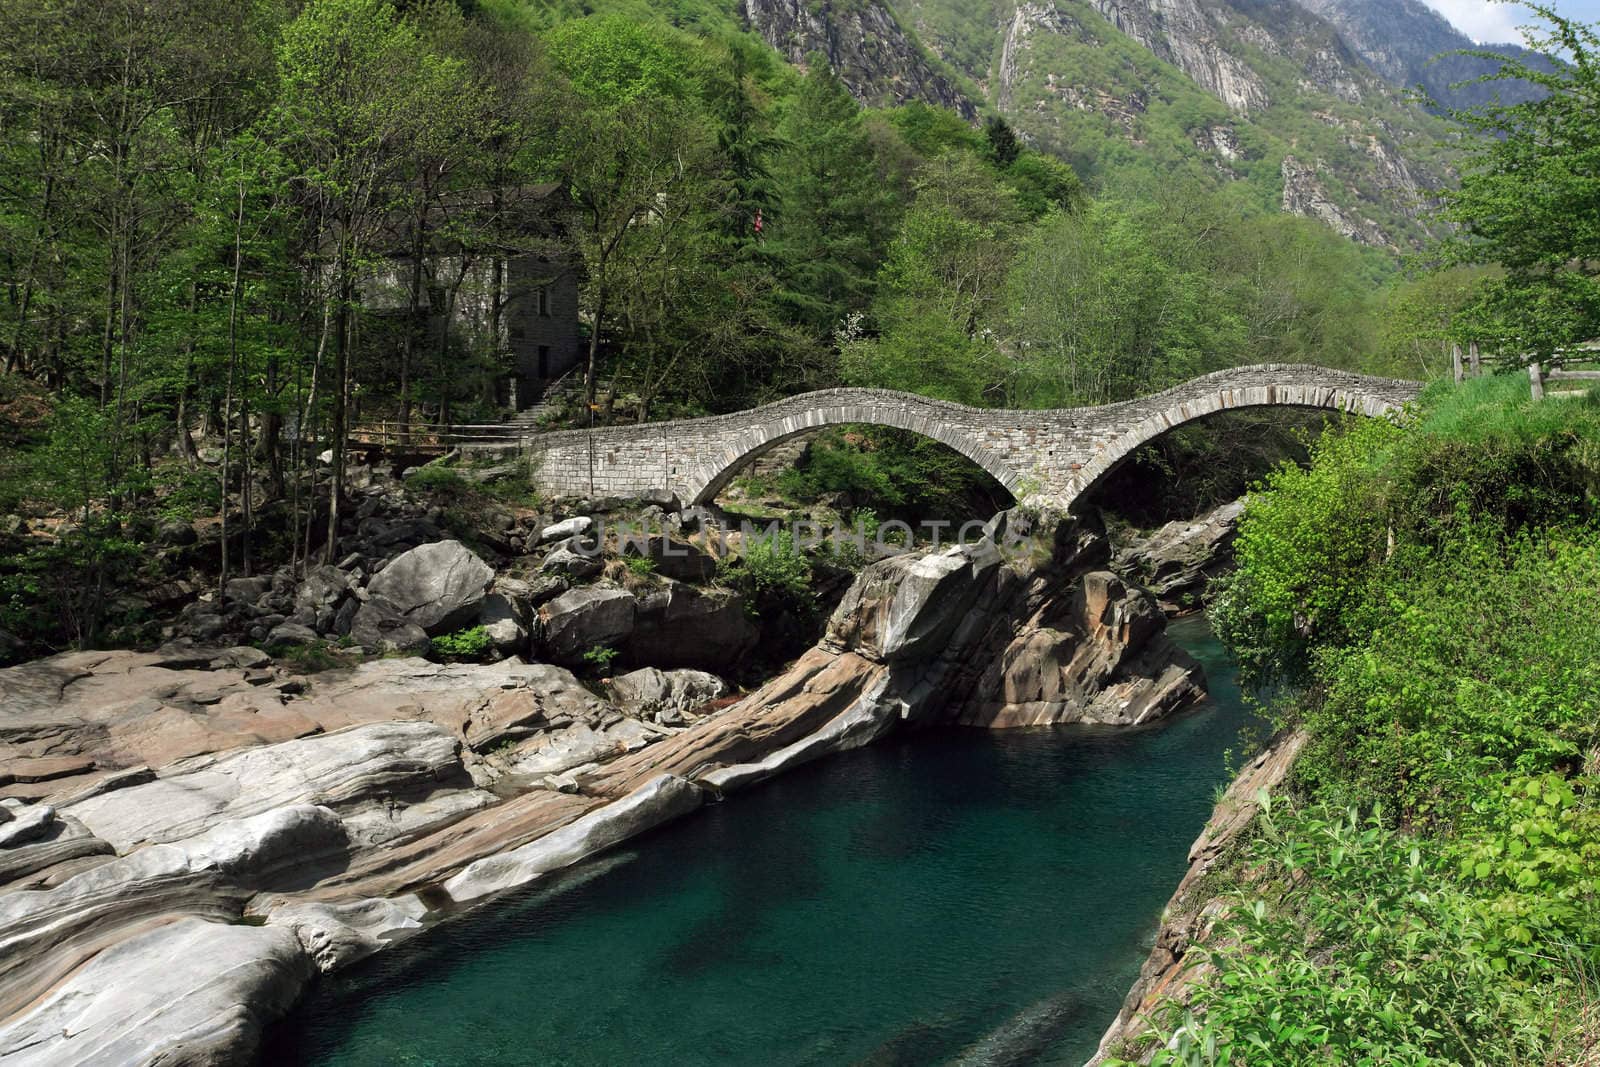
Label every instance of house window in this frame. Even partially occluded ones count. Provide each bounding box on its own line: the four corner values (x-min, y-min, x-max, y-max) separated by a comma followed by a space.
538, 345, 551, 378
510, 324, 525, 342
537, 286, 551, 318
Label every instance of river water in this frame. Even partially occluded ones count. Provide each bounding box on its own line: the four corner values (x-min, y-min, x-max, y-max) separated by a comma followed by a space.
266, 616, 1255, 1066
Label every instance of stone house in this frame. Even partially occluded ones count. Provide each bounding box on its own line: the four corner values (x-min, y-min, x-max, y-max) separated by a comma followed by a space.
358, 183, 582, 411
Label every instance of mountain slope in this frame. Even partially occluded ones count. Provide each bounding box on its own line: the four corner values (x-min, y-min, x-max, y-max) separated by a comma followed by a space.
735, 0, 1469, 249
893, 0, 1453, 249
1292, 0, 1547, 111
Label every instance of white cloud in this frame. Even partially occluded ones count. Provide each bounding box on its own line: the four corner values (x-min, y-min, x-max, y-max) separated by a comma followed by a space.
1421, 0, 1525, 43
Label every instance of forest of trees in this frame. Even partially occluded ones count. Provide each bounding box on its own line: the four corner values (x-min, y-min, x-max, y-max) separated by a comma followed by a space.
0, 0, 1593, 650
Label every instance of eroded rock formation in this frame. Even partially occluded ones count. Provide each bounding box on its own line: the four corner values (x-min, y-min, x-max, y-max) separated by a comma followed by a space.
0, 507, 1205, 1064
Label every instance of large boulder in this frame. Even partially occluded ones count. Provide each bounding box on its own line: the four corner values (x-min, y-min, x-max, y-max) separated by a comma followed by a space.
825, 541, 1003, 663
537, 516, 592, 545
364, 540, 493, 636
625, 581, 757, 672
0, 916, 313, 1067
539, 587, 637, 665
621, 535, 718, 583
953, 571, 1205, 729
292, 565, 354, 632
477, 592, 529, 656
348, 596, 431, 655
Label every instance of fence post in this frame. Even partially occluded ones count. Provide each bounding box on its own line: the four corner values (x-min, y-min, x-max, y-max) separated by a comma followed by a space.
1452, 343, 1464, 384
1468, 341, 1481, 377
1529, 361, 1545, 402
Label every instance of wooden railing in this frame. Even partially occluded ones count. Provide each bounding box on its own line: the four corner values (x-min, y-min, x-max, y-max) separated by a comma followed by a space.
1450, 341, 1599, 401
1528, 363, 1600, 402
347, 420, 526, 449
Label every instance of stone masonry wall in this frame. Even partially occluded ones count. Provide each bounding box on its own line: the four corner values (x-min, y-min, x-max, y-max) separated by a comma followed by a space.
514, 365, 1422, 507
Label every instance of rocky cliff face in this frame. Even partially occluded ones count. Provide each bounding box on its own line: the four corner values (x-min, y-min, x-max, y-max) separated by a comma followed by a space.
981, 0, 1450, 249
742, 0, 977, 117
762, 0, 1457, 249
1291, 0, 1547, 112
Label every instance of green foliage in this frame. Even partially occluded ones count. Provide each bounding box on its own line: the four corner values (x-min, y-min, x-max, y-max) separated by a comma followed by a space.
545, 14, 695, 103
1132, 797, 1580, 1066
581, 643, 619, 674
406, 464, 471, 495
984, 115, 1019, 167
1298, 530, 1600, 823
1215, 375, 1600, 688
430, 625, 493, 661
1185, 370, 1600, 1064
1439, 6, 1600, 362
725, 528, 815, 620
623, 555, 657, 577
774, 426, 1007, 520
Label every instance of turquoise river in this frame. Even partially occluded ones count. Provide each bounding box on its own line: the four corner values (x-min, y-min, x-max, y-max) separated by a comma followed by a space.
266, 615, 1256, 1066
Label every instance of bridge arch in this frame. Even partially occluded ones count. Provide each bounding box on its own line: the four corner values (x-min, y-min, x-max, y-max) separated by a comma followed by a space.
682, 396, 1023, 505
1052, 376, 1413, 510
518, 367, 1422, 506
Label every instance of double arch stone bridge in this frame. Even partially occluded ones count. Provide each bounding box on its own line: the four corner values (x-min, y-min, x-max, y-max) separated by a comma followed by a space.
520, 365, 1423, 510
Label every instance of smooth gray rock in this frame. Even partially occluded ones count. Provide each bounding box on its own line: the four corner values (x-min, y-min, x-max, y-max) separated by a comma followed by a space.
461, 663, 609, 751
1114, 500, 1244, 612
365, 540, 494, 635
537, 516, 593, 544
0, 812, 112, 888
0, 805, 345, 1022
443, 774, 702, 903
540, 587, 637, 664
0, 916, 312, 1067
265, 621, 320, 646
825, 541, 1002, 663
539, 545, 603, 580
63, 722, 462, 852
0, 804, 55, 849
270, 895, 427, 973
477, 592, 529, 655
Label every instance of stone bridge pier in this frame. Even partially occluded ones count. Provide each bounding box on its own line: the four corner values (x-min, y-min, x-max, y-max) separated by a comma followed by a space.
518, 365, 1422, 511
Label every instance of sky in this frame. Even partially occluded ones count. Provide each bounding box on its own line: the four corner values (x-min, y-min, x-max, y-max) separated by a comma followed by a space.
1422, 0, 1600, 43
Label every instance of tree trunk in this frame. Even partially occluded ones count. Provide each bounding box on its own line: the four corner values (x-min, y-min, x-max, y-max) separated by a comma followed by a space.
326, 246, 351, 563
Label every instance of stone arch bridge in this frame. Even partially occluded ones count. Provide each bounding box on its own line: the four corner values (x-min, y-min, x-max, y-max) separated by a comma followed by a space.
519, 365, 1422, 510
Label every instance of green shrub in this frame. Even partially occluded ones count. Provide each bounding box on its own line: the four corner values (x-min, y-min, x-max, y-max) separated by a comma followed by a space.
1296, 529, 1600, 824
406, 464, 469, 494
581, 644, 619, 674
430, 625, 493, 661
1132, 796, 1576, 1067
623, 555, 656, 577
726, 529, 815, 620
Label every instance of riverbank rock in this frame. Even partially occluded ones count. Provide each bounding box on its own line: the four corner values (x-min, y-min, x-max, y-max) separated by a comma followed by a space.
607, 668, 728, 724
625, 581, 757, 671
443, 774, 703, 903
62, 721, 464, 852
0, 503, 1211, 1066
540, 586, 637, 664
1088, 729, 1308, 1065
0, 916, 313, 1067
952, 571, 1205, 728
1113, 500, 1244, 614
